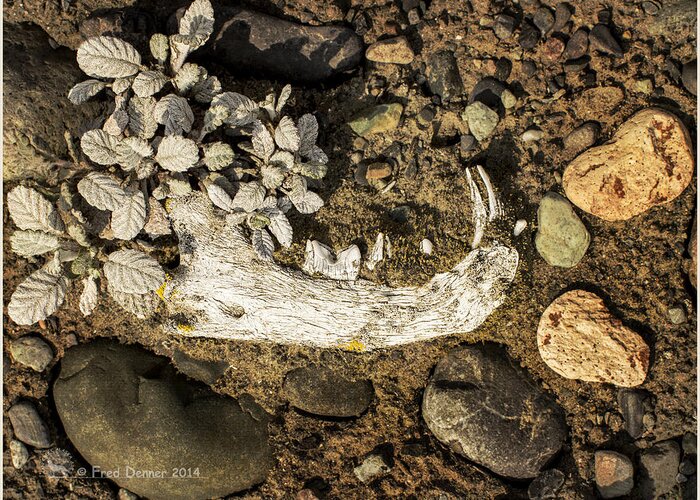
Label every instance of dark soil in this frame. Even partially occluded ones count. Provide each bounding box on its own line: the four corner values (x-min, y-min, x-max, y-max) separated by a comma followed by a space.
3, 0, 697, 498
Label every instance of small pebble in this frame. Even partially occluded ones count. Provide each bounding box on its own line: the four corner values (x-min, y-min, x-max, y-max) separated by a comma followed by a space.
642, 1, 661, 15
8, 401, 51, 448
10, 336, 54, 372
528, 469, 565, 499
500, 89, 517, 109
563, 56, 590, 73
617, 389, 646, 438
552, 3, 573, 32
668, 307, 687, 324
683, 433, 697, 455
513, 219, 527, 236
117, 489, 139, 500
595, 451, 634, 498
354, 454, 391, 483
366, 162, 393, 180
419, 239, 433, 255
417, 105, 436, 126
589, 24, 623, 57
563, 122, 599, 155
533, 7, 555, 34
522, 129, 544, 142
461, 102, 499, 141
519, 20, 540, 50
460, 134, 477, 153
407, 8, 421, 25
682, 60, 697, 95
563, 29, 589, 60
679, 459, 696, 476
542, 37, 566, 63
493, 14, 517, 39
635, 78, 654, 94
522, 60, 538, 77
10, 439, 29, 469
366, 36, 414, 64
495, 57, 512, 80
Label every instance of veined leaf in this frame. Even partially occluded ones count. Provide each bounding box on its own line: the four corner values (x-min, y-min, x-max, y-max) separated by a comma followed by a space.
107, 284, 158, 319
115, 136, 153, 170
211, 92, 258, 126
127, 96, 158, 140
251, 121, 274, 162
8, 267, 67, 325
7, 186, 65, 233
231, 181, 265, 213
80, 129, 120, 165
179, 0, 214, 47
252, 228, 274, 261
79, 276, 99, 316
68, 79, 106, 104
156, 135, 199, 172
111, 187, 147, 240
202, 142, 234, 171
77, 172, 127, 211
112, 76, 135, 94
173, 63, 202, 94
104, 249, 165, 294
265, 209, 293, 248
154, 94, 194, 135
149, 33, 169, 64
76, 36, 142, 78
132, 70, 169, 97
274, 116, 300, 152
143, 197, 171, 237
191, 75, 221, 103
297, 113, 319, 155
10, 230, 61, 257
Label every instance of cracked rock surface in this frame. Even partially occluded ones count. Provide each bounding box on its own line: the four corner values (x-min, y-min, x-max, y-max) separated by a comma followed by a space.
421, 344, 567, 479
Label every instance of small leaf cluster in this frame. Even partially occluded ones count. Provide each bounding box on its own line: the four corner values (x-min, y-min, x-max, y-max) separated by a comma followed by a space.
6, 0, 329, 325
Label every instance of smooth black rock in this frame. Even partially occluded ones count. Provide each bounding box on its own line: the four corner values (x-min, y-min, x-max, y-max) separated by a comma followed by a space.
283, 366, 373, 417
204, 7, 363, 82
519, 19, 541, 50
495, 57, 513, 80
617, 389, 646, 439
53, 340, 272, 500
528, 469, 566, 499
682, 60, 697, 95
563, 56, 590, 73
589, 24, 623, 57
468, 77, 507, 108
639, 440, 682, 499
523, 60, 538, 77
426, 51, 464, 101
422, 344, 567, 479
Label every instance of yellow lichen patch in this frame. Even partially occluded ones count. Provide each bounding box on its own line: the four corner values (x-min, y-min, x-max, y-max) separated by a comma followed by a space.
340, 339, 366, 352
155, 274, 172, 301
177, 323, 195, 333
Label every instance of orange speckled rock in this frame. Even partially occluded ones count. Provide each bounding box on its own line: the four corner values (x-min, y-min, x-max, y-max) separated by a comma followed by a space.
563, 108, 694, 221
537, 290, 650, 387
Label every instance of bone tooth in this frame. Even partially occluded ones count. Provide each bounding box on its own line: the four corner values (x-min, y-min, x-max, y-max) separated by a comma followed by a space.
366, 233, 385, 271
465, 167, 487, 249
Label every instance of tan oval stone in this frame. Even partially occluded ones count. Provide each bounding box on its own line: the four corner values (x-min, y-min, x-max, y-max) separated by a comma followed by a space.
563, 108, 694, 221
537, 290, 650, 387
365, 36, 414, 64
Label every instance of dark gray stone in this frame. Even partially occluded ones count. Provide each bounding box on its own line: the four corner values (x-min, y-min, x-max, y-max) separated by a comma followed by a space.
533, 7, 555, 34
283, 366, 373, 417
8, 401, 51, 448
426, 51, 464, 101
3, 23, 104, 181
422, 344, 567, 479
552, 3, 573, 32
682, 60, 697, 95
171, 349, 229, 385
519, 20, 541, 50
495, 57, 512, 80
563, 122, 599, 155
563, 56, 590, 73
639, 440, 682, 499
589, 24, 623, 57
204, 7, 363, 82
53, 340, 272, 500
617, 389, 646, 439
460, 134, 477, 153
494, 14, 518, 39
468, 77, 507, 108
528, 468, 565, 499
563, 29, 589, 60
683, 433, 697, 455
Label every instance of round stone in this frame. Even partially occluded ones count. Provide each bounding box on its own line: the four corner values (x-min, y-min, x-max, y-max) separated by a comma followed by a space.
535, 192, 590, 268
422, 344, 567, 479
53, 340, 273, 500
461, 102, 499, 142
9, 336, 54, 372
595, 451, 634, 498
563, 108, 694, 221
537, 290, 650, 387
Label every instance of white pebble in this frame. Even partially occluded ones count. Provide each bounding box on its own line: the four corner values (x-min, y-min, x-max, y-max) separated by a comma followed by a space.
420, 239, 434, 255
513, 219, 527, 236
521, 129, 544, 142
10, 440, 29, 469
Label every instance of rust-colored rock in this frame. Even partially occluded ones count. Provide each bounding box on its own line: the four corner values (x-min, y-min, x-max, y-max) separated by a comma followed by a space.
537, 290, 650, 387
563, 108, 694, 221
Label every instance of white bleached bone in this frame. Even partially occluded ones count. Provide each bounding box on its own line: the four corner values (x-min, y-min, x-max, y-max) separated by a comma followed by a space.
366, 233, 384, 271
420, 238, 434, 255
303, 240, 361, 281
162, 193, 519, 350
465, 167, 488, 248
476, 165, 503, 221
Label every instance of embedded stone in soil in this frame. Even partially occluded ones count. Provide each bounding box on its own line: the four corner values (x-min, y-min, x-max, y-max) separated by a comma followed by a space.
535, 191, 590, 268
53, 340, 273, 500
563, 108, 694, 221
537, 290, 650, 387
595, 450, 634, 498
422, 344, 567, 479
283, 365, 374, 417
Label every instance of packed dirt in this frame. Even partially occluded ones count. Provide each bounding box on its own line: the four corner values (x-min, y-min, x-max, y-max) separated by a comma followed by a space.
3, 0, 697, 498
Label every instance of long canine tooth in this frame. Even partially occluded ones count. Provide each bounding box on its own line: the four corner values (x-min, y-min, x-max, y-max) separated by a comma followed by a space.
476, 164, 503, 221
465, 167, 487, 249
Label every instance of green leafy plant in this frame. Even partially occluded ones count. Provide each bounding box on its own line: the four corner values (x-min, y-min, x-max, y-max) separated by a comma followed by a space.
6, 0, 328, 325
